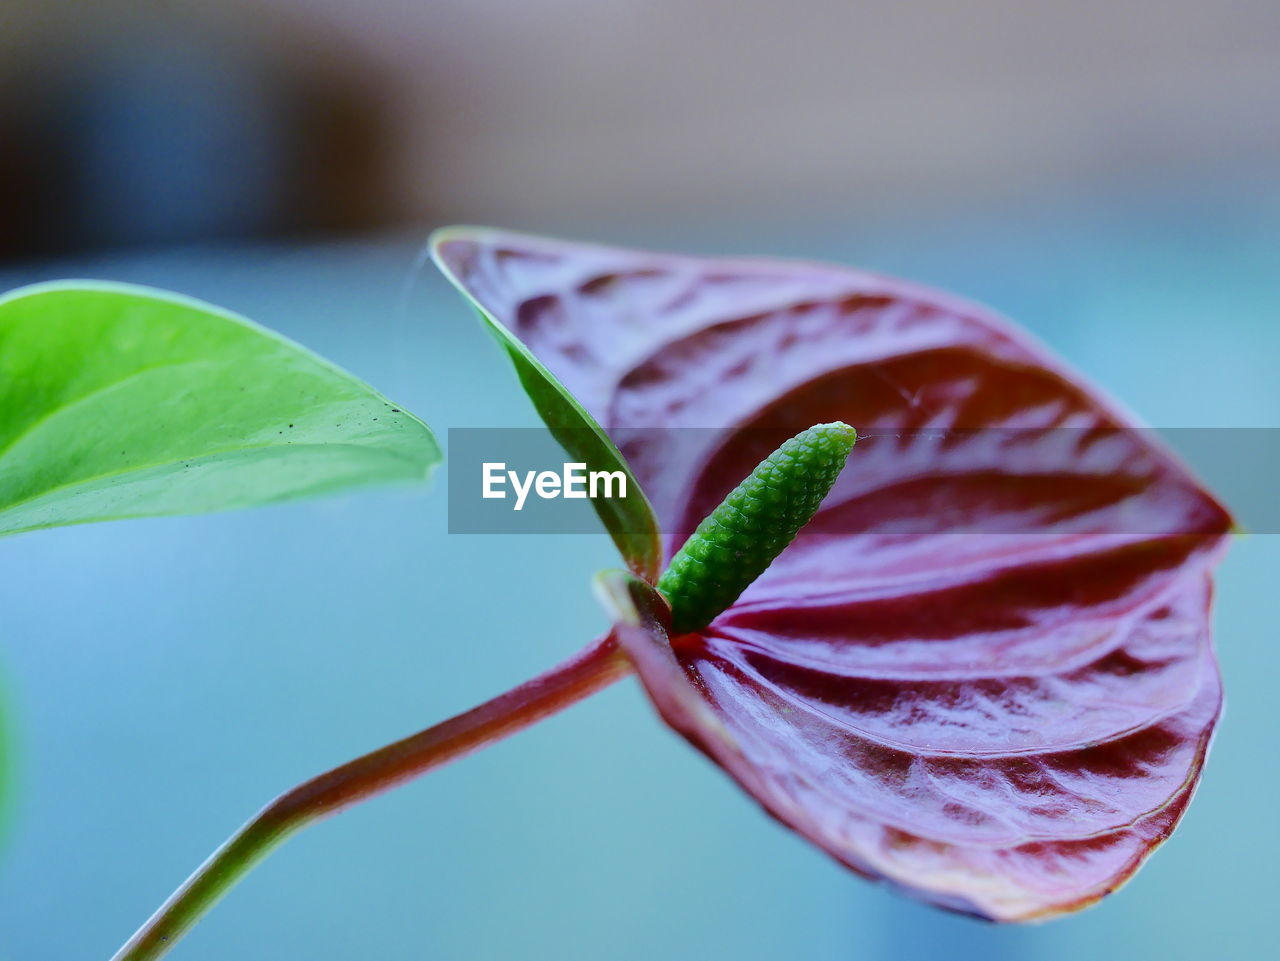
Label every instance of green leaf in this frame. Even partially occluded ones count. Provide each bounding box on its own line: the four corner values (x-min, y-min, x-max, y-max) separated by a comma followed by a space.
0, 281, 440, 537
430, 228, 661, 582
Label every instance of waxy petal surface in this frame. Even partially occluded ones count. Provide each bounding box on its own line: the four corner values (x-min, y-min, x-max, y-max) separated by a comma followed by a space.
435, 228, 1231, 920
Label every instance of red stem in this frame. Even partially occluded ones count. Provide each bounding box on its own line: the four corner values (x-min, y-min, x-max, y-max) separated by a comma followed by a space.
110, 635, 631, 961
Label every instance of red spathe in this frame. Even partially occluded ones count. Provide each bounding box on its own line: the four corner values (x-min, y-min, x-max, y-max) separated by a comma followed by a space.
434, 228, 1232, 921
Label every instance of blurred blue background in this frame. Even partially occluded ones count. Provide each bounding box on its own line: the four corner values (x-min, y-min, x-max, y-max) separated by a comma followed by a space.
2, 2, 1278, 959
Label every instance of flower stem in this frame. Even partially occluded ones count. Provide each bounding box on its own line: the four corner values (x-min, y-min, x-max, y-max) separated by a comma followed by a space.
110, 635, 632, 961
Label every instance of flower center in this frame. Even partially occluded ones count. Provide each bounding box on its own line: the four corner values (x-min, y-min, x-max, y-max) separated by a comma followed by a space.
656, 422, 857, 634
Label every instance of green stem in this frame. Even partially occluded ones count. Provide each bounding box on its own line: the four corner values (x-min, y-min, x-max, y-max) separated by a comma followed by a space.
110, 636, 632, 961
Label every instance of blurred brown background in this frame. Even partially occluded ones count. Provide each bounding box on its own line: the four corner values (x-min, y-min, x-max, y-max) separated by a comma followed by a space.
2, 0, 1278, 259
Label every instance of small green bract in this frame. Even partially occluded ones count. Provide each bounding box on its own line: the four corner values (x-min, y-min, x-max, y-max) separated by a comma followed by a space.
657, 422, 857, 633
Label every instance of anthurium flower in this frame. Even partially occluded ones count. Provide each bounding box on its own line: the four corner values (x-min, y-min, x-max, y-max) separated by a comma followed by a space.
431, 227, 1232, 921
110, 230, 1236, 961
